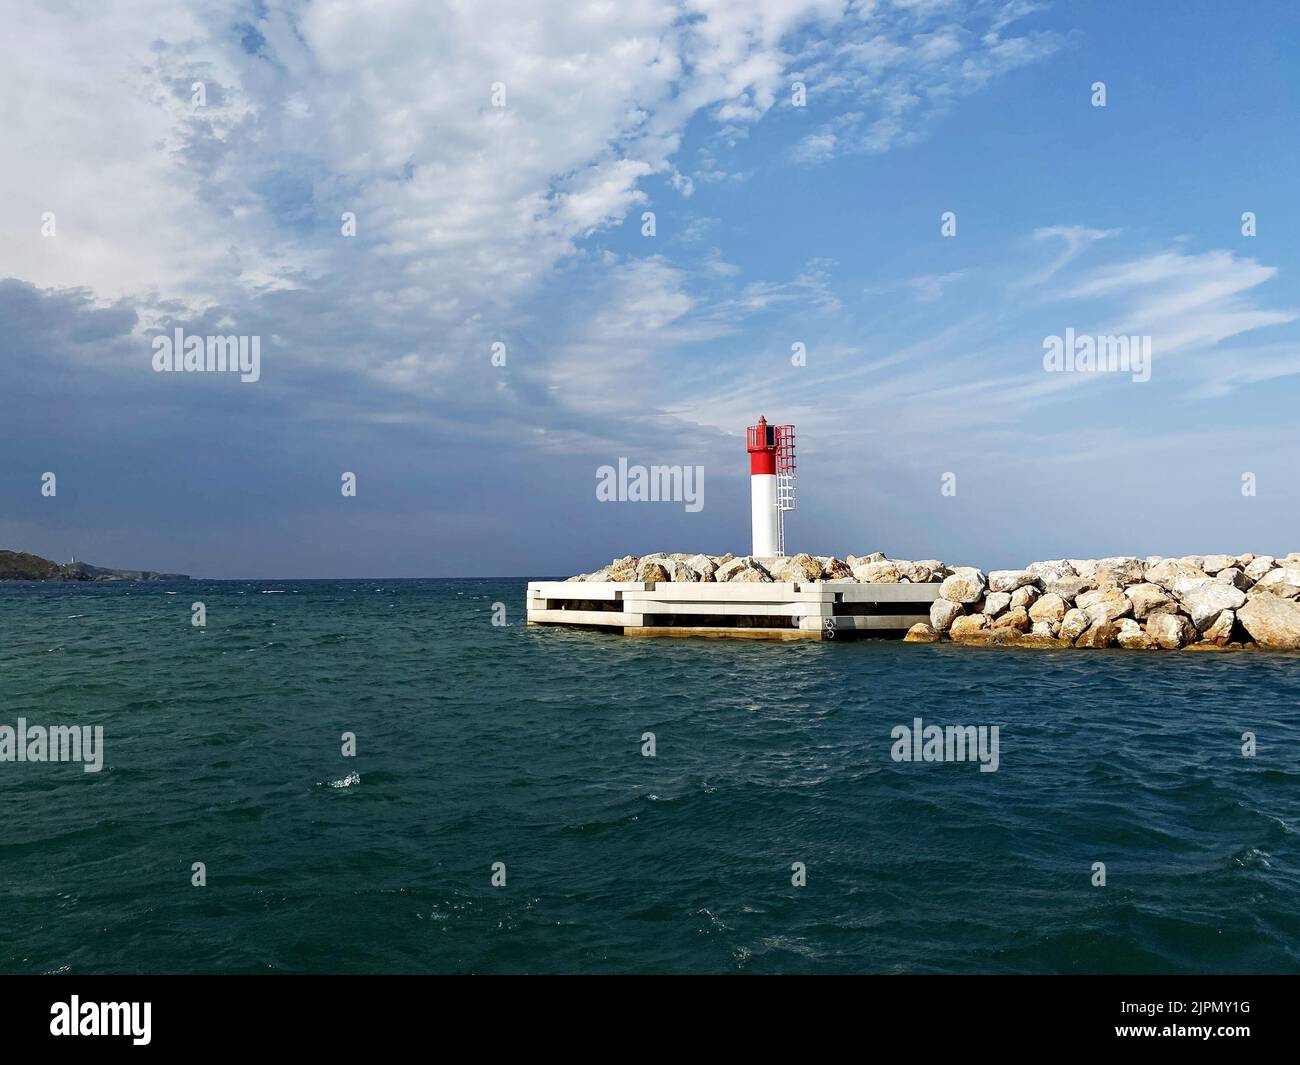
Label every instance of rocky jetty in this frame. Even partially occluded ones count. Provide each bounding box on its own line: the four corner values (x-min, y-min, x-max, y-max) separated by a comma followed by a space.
565, 552, 1300, 650
0, 549, 190, 582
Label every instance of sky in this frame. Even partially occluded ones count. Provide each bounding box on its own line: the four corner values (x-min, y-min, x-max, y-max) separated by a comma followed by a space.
2, 0, 1299, 578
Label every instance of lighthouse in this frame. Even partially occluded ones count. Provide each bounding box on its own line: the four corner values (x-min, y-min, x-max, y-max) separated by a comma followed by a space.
746, 417, 796, 557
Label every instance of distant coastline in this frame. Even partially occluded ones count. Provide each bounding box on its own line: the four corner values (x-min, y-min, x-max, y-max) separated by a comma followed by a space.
0, 549, 190, 583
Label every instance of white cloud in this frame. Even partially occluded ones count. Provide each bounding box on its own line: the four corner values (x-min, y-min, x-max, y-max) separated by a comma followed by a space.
1068, 249, 1297, 355
0, 0, 1072, 462
1023, 225, 1119, 286
791, 0, 1060, 160
865, 270, 966, 302
0, 2, 291, 304
0, 3, 1090, 480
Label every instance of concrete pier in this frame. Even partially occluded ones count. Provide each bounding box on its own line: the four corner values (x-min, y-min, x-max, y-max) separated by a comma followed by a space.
526, 580, 942, 640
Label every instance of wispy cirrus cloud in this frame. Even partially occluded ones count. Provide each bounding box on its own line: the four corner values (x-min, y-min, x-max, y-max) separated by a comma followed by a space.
1069, 249, 1297, 355
1022, 225, 1120, 287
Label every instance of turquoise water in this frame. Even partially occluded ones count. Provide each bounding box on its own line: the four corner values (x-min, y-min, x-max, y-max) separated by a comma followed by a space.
1, 579, 1297, 974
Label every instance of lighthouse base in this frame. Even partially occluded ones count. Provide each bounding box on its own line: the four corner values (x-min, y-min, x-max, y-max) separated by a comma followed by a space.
526, 581, 940, 640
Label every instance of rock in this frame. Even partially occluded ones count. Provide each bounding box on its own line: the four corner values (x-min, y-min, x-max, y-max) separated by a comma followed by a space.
1001, 629, 1067, 648
1124, 582, 1175, 619
896, 561, 934, 584
1026, 560, 1076, 582
1169, 575, 1208, 597
1203, 609, 1235, 646
847, 552, 885, 566
1176, 579, 1247, 630
1028, 593, 1068, 624
1116, 619, 1156, 649
1075, 621, 1120, 648
608, 555, 640, 581
949, 614, 990, 638
939, 571, 986, 605
1145, 558, 1204, 591
991, 606, 1030, 631
914, 560, 948, 580
1237, 596, 1300, 648
715, 552, 735, 566
1077, 587, 1133, 624
1097, 556, 1146, 584
1215, 567, 1252, 591
1145, 612, 1196, 649
1059, 608, 1091, 643
762, 557, 793, 580
782, 553, 824, 582
1009, 585, 1040, 611
716, 557, 771, 583
687, 554, 717, 581
1045, 576, 1095, 601
639, 561, 672, 583
853, 559, 900, 583
930, 599, 964, 633
821, 557, 852, 580
904, 622, 941, 643
1068, 559, 1101, 579
1249, 565, 1300, 599
1031, 621, 1055, 638
1243, 556, 1276, 582
948, 629, 996, 646
670, 560, 702, 582
988, 569, 1037, 593
983, 591, 1012, 617
714, 557, 745, 580
1202, 554, 1236, 575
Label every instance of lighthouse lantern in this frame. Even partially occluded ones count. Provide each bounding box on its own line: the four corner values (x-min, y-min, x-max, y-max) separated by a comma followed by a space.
746, 416, 796, 557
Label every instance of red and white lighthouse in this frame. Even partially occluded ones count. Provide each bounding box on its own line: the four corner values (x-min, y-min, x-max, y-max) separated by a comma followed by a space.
746, 417, 796, 557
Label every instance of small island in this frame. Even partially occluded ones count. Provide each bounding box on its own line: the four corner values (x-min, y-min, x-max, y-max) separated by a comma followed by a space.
0, 549, 190, 582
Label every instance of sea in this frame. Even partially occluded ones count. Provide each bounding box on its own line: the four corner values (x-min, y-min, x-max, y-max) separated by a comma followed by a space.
1, 578, 1297, 974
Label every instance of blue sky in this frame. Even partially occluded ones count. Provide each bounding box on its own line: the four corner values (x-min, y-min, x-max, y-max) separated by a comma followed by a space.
3, 0, 1299, 577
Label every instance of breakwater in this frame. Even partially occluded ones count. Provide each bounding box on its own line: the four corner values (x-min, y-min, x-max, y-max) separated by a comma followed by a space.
563, 552, 1300, 649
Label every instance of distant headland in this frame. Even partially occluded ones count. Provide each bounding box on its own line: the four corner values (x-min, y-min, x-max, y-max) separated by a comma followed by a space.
0, 549, 190, 582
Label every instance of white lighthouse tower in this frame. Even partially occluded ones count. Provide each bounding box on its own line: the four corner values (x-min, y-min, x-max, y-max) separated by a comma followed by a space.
746, 416, 796, 557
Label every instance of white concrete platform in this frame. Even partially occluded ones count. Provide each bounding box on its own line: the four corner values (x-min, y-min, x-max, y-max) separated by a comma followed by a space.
526, 580, 940, 640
